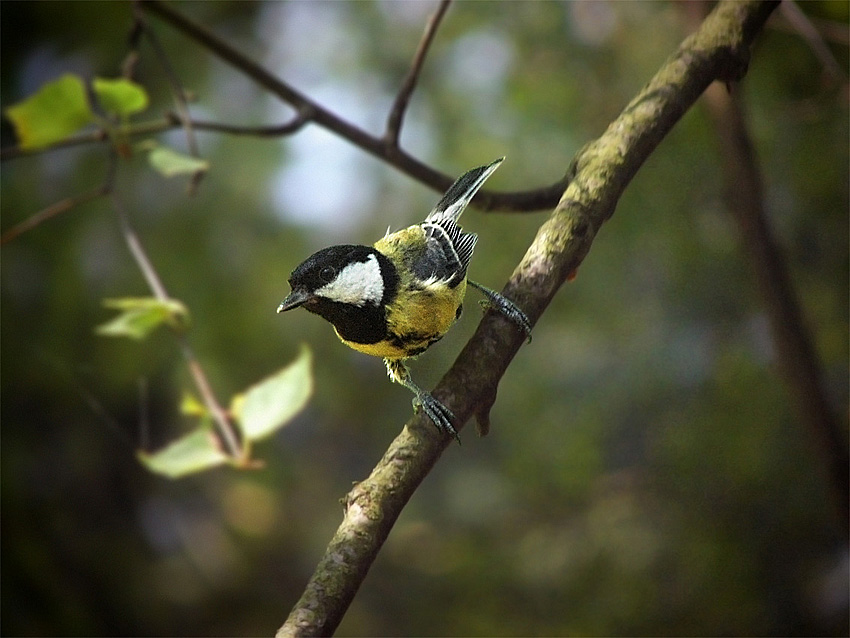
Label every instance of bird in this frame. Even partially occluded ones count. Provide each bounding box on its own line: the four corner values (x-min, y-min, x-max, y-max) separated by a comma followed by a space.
277, 157, 531, 442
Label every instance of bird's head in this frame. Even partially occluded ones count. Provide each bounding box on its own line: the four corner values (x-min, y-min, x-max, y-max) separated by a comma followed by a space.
277, 244, 390, 314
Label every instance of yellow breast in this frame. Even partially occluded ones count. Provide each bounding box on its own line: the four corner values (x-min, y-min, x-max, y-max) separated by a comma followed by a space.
331, 224, 467, 359
339, 278, 466, 359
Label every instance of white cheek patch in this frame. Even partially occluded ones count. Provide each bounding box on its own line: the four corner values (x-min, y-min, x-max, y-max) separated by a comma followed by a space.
317, 253, 384, 306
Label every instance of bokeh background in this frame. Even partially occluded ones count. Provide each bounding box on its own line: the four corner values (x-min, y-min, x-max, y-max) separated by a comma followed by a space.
2, 1, 848, 635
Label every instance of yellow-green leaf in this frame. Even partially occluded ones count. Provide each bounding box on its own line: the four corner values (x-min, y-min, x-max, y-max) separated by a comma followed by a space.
96, 297, 190, 340
147, 145, 209, 177
180, 391, 209, 418
232, 345, 313, 442
138, 429, 229, 479
92, 77, 149, 117
4, 74, 93, 149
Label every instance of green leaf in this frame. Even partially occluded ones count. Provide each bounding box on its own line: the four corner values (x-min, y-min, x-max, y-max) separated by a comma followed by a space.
92, 77, 149, 117
4, 74, 93, 149
96, 297, 190, 340
232, 345, 313, 442
138, 429, 229, 479
147, 145, 209, 177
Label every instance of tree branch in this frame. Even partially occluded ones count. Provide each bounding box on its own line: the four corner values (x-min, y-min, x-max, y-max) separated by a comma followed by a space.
277, 1, 780, 635
136, 0, 565, 212
2, 0, 565, 212
133, 0, 205, 194
698, 59, 848, 530
778, 0, 846, 83
112, 194, 244, 460
0, 113, 309, 163
384, 0, 452, 147
0, 184, 108, 245
0, 153, 117, 244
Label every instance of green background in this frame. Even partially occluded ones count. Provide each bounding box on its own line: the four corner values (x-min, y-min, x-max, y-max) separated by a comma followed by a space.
2, 1, 847, 635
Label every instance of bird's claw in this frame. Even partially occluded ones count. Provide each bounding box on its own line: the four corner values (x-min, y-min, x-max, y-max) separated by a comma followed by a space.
473, 287, 532, 343
413, 393, 461, 444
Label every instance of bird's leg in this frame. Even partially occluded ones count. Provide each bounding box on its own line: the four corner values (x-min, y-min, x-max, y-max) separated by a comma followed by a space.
384, 358, 460, 444
468, 280, 532, 342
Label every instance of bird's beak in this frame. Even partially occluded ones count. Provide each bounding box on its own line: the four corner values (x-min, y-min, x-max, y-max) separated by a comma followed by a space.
277, 289, 314, 313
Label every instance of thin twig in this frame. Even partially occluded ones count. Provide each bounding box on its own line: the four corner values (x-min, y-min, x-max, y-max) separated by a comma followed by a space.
113, 195, 170, 302
0, 113, 310, 162
111, 193, 243, 460
1, 152, 117, 244
133, 1, 205, 194
774, 14, 849, 46
122, 8, 145, 80
2, 127, 119, 162
165, 110, 311, 137
384, 0, 452, 147
1, 185, 107, 245
778, 0, 846, 82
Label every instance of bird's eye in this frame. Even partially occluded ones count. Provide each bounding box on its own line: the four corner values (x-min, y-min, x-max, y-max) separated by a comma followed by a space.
320, 266, 335, 282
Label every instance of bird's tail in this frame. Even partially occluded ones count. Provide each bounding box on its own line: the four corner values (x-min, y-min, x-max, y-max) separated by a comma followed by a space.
425, 157, 504, 224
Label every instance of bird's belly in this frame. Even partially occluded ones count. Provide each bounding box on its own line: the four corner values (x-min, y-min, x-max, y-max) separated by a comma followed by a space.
339, 281, 465, 359
339, 336, 412, 359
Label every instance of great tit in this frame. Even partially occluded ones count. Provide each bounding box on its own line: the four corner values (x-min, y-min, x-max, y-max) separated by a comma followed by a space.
277, 157, 531, 442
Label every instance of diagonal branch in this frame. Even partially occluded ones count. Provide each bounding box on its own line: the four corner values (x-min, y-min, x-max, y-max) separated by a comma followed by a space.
0, 153, 117, 245
1, 184, 109, 245
683, 0, 847, 532
701, 66, 848, 529
778, 0, 845, 83
277, 1, 780, 635
111, 194, 243, 460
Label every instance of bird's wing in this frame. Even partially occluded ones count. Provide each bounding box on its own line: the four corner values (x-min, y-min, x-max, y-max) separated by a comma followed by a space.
415, 157, 504, 284
419, 220, 477, 285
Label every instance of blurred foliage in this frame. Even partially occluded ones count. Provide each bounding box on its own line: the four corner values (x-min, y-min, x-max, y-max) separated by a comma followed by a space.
1, 1, 848, 636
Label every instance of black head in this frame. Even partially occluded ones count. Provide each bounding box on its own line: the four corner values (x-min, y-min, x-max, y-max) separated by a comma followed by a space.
277, 244, 400, 345
278, 244, 398, 313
